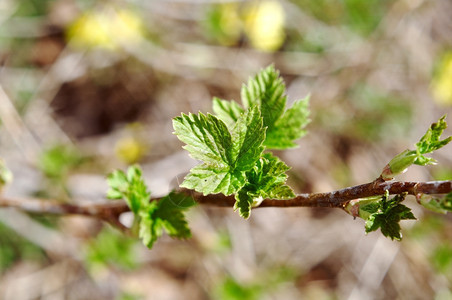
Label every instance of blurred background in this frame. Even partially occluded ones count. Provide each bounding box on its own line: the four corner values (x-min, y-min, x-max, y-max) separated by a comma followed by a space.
0, 0, 452, 299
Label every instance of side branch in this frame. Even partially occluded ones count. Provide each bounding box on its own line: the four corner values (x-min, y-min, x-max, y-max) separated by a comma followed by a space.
0, 181, 451, 218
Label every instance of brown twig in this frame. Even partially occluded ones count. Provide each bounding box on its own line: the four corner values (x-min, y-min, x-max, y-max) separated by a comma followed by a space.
0, 196, 130, 231
0, 180, 451, 222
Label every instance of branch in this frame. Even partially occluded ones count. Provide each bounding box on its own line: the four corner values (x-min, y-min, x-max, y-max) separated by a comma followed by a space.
191, 180, 452, 208
0, 196, 131, 232
1, 180, 451, 219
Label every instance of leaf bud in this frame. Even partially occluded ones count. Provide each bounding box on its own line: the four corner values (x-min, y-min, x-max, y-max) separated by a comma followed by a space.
380, 149, 417, 181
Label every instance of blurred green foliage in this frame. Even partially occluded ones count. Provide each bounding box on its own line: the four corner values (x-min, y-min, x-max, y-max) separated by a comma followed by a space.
11, 0, 53, 17
84, 226, 138, 271
343, 0, 392, 35
215, 277, 262, 300
319, 84, 412, 142
408, 215, 452, 284
209, 230, 233, 254
38, 144, 84, 180
0, 221, 46, 273
348, 85, 412, 141
431, 242, 452, 274
36, 144, 86, 201
118, 292, 143, 300
295, 0, 394, 36
212, 266, 296, 300
432, 167, 452, 181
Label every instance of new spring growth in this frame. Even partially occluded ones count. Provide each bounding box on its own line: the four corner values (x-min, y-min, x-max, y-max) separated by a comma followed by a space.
380, 115, 452, 181
416, 192, 452, 214
381, 150, 417, 181
344, 195, 384, 219
344, 191, 416, 240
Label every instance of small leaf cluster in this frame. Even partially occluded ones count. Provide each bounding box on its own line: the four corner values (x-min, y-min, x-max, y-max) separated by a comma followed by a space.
173, 65, 310, 218
418, 192, 452, 214
107, 165, 195, 248
361, 192, 416, 241
381, 116, 452, 180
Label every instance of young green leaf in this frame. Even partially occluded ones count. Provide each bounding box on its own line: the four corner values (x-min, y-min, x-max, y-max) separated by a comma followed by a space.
172, 112, 233, 167
107, 166, 196, 249
381, 115, 452, 180
234, 153, 295, 218
182, 166, 247, 195
231, 104, 266, 171
138, 205, 157, 248
240, 65, 310, 149
234, 188, 255, 219
107, 166, 150, 214
364, 192, 416, 241
418, 192, 452, 214
212, 97, 244, 127
106, 170, 127, 197
138, 192, 196, 248
415, 115, 452, 165
264, 96, 310, 149
173, 106, 265, 195
244, 153, 295, 199
241, 65, 287, 130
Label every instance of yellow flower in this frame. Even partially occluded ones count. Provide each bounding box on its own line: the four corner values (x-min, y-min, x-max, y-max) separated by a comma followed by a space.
115, 136, 148, 164
243, 1, 286, 52
67, 8, 145, 50
431, 53, 452, 106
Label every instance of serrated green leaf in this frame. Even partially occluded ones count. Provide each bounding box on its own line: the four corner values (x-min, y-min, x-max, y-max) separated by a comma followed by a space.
138, 192, 196, 248
127, 178, 151, 214
138, 204, 158, 248
212, 97, 244, 127
267, 185, 295, 199
364, 192, 416, 241
181, 165, 246, 195
414, 115, 452, 165
365, 214, 380, 233
241, 65, 287, 130
155, 192, 195, 238
174, 106, 265, 196
245, 153, 294, 199
233, 153, 295, 218
239, 65, 310, 149
231, 105, 265, 171
106, 166, 150, 214
381, 115, 452, 179
234, 188, 254, 219
106, 167, 196, 249
173, 112, 234, 167
416, 115, 452, 155
265, 97, 310, 149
